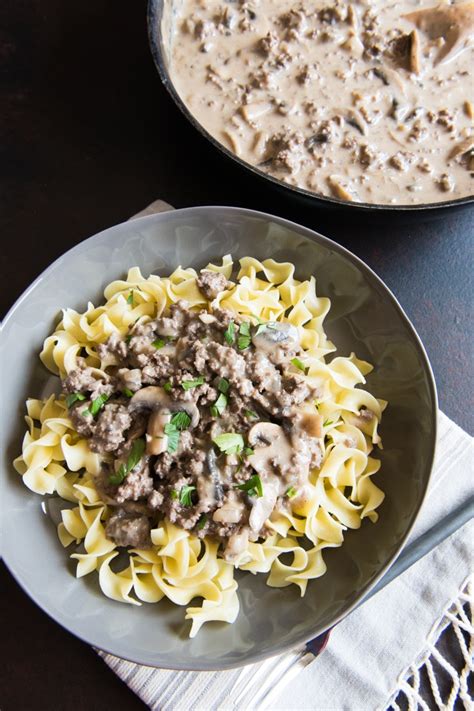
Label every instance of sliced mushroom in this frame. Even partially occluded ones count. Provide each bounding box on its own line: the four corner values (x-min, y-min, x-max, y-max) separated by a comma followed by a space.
249, 481, 278, 533
251, 321, 299, 353
448, 137, 474, 161
328, 175, 355, 201
206, 448, 224, 503
403, 2, 474, 66
146, 410, 171, 455
130, 386, 169, 411
247, 422, 293, 476
129, 386, 199, 455
223, 528, 249, 561
130, 386, 199, 427
409, 29, 421, 74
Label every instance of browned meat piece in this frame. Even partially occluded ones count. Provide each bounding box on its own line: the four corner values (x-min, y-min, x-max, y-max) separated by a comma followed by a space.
69, 404, 96, 438
115, 457, 154, 502
196, 270, 229, 300
390, 151, 416, 172
258, 31, 278, 57
97, 332, 128, 366
105, 511, 151, 548
89, 403, 132, 453
62, 367, 114, 398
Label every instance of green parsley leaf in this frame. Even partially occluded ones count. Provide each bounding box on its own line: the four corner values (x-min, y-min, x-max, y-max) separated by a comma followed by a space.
213, 432, 245, 455
237, 321, 252, 350
171, 489, 179, 500
235, 474, 263, 498
286, 486, 297, 498
323, 419, 334, 427
122, 388, 134, 398
197, 514, 207, 530
109, 438, 145, 485
217, 378, 230, 394
181, 376, 204, 391
210, 393, 228, 418
179, 485, 196, 507
125, 334, 132, 344
170, 411, 191, 431
82, 393, 109, 418
244, 409, 259, 420
89, 393, 109, 416
224, 320, 235, 345
291, 357, 308, 374
164, 423, 180, 453
163, 381, 172, 393
127, 290, 134, 305
152, 338, 166, 349
254, 323, 267, 336
243, 446, 254, 457
65, 392, 86, 408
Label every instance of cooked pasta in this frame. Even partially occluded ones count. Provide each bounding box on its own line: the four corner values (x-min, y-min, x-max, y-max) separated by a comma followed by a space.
14, 256, 387, 636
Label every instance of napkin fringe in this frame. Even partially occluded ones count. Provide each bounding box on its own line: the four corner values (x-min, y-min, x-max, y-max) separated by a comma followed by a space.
385, 574, 473, 711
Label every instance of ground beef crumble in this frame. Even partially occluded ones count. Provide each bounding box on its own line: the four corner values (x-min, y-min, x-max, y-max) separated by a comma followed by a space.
62, 269, 323, 559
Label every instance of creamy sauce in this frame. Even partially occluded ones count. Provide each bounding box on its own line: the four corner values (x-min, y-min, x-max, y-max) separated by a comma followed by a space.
169, 0, 474, 204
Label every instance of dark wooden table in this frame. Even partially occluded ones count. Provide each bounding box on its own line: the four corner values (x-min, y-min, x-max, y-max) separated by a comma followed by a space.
1, 2, 472, 709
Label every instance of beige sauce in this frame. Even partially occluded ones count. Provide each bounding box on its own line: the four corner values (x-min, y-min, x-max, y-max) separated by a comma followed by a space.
169, 0, 474, 204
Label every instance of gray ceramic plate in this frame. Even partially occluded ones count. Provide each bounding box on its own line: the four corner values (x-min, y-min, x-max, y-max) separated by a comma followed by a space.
1, 207, 437, 670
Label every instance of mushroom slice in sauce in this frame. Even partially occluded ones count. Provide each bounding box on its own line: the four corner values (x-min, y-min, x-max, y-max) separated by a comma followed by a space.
129, 386, 199, 454
247, 422, 294, 475
252, 321, 300, 363
403, 2, 474, 65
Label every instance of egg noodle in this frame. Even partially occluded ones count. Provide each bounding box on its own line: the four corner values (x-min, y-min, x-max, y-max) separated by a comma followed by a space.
14, 256, 386, 637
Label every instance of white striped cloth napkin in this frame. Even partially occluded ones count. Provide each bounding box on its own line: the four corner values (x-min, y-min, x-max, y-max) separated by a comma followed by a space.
95, 201, 473, 710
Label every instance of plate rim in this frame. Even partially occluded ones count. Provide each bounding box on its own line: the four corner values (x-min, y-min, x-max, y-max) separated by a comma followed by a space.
1, 205, 438, 670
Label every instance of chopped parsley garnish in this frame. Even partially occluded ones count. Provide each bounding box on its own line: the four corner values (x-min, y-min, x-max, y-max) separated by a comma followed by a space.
217, 377, 230, 394
213, 432, 245, 455
109, 438, 145, 485
152, 338, 166, 349
243, 446, 254, 457
237, 321, 252, 350
224, 320, 235, 345
210, 392, 228, 418
82, 393, 109, 417
235, 474, 263, 498
127, 290, 134, 305
164, 423, 180, 453
197, 514, 207, 530
163, 381, 172, 393
286, 486, 297, 498
244, 409, 259, 420
170, 411, 191, 430
122, 388, 134, 398
181, 376, 204, 391
163, 411, 191, 453
323, 419, 334, 427
291, 357, 308, 374
65, 392, 86, 408
125, 334, 132, 344
254, 323, 267, 336
171, 489, 179, 500
179, 485, 196, 507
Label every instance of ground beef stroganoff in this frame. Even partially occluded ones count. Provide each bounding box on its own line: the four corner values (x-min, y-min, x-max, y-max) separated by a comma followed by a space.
15, 256, 387, 636
169, 0, 474, 204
